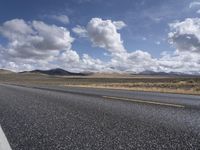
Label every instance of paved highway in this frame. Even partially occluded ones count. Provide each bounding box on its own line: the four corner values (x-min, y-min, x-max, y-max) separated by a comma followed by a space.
0, 83, 200, 149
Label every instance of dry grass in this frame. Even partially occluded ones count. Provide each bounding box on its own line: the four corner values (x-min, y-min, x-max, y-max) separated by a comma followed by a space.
64, 84, 200, 95
0, 73, 200, 95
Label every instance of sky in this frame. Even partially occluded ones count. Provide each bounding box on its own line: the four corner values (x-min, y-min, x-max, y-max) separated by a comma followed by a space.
0, 0, 200, 74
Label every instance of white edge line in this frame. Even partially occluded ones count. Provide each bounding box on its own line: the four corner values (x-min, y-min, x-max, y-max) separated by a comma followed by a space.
103, 96, 185, 108
0, 125, 12, 150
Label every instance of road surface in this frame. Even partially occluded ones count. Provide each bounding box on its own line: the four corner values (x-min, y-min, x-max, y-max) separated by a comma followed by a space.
0, 83, 200, 149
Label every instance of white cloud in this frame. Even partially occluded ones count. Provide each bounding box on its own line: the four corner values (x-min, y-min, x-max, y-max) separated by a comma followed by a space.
72, 25, 88, 37
50, 15, 70, 24
0, 19, 33, 35
0, 19, 79, 71
86, 18, 126, 55
1, 17, 200, 74
108, 50, 158, 73
0, 19, 74, 59
158, 18, 200, 74
74, 18, 158, 73
189, 1, 200, 8
81, 54, 105, 71
189, 2, 200, 14
72, 18, 127, 56
158, 51, 200, 74
113, 21, 126, 30
56, 49, 80, 67
32, 21, 73, 51
169, 18, 200, 53
73, 17, 200, 74
0, 18, 107, 72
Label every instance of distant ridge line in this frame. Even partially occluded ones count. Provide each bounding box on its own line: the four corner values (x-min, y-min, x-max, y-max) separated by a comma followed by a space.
20, 68, 88, 76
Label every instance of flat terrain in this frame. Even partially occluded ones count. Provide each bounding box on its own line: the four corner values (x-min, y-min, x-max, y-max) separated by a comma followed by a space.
0, 73, 200, 95
0, 84, 200, 149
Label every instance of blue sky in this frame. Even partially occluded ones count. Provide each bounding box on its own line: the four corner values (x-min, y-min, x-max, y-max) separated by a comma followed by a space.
0, 0, 190, 57
0, 0, 200, 73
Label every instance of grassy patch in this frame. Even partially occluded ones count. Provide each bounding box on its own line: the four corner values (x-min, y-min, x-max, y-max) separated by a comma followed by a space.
0, 73, 200, 95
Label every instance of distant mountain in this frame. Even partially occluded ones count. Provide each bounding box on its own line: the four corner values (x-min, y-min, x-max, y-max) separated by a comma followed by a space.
0, 69, 15, 74
139, 70, 171, 76
138, 70, 199, 76
2, 68, 199, 77
21, 68, 87, 76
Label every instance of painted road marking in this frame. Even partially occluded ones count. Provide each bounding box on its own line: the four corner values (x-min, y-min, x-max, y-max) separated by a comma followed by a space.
102, 96, 185, 108
0, 126, 12, 150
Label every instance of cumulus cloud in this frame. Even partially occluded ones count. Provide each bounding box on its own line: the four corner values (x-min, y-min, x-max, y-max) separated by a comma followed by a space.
50, 15, 70, 24
158, 18, 200, 74
72, 19, 127, 55
32, 21, 73, 50
0, 19, 80, 71
1, 17, 200, 74
108, 50, 158, 73
158, 51, 200, 74
169, 18, 200, 53
72, 25, 88, 37
0, 19, 74, 59
0, 19, 33, 35
73, 17, 200, 74
85, 18, 126, 55
72, 18, 159, 72
81, 54, 105, 71
0, 18, 108, 72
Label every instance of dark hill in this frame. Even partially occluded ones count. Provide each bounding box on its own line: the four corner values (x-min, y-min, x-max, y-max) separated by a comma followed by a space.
21, 68, 87, 76
138, 70, 199, 77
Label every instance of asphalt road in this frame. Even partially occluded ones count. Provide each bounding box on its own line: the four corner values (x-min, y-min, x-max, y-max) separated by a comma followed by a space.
0, 84, 200, 149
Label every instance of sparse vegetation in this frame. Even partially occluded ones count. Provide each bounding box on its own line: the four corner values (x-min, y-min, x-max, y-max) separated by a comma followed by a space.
0, 73, 200, 95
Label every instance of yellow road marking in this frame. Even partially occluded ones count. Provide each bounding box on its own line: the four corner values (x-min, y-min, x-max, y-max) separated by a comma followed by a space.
102, 96, 185, 108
